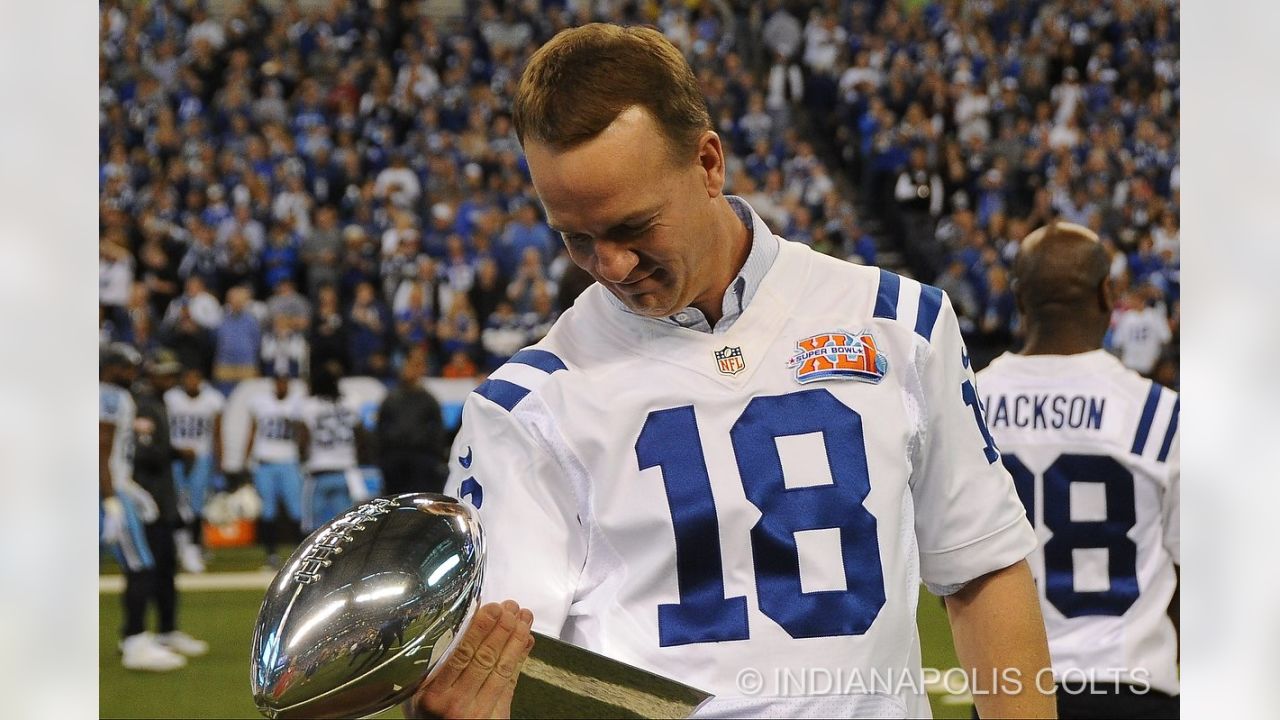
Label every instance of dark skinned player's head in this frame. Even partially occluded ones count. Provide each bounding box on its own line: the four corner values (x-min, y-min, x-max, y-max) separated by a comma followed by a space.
180, 366, 205, 397
1011, 222, 1113, 351
100, 343, 141, 386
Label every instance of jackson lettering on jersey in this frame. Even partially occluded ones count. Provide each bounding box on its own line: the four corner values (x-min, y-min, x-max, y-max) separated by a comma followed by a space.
444, 207, 1036, 719
983, 392, 1106, 431
976, 349, 1179, 697
164, 385, 226, 455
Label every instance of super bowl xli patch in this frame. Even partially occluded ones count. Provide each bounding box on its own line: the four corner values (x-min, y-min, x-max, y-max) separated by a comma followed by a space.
787, 331, 888, 385
714, 346, 746, 376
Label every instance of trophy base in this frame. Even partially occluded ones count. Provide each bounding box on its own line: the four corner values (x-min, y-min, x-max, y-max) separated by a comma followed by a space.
513, 632, 712, 719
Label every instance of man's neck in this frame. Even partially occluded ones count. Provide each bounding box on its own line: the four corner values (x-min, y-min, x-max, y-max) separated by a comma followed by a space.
689, 198, 752, 326
1021, 324, 1104, 356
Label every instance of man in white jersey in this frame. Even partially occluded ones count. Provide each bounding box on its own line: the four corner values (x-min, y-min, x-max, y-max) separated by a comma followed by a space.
164, 365, 226, 572
1108, 287, 1172, 377
245, 371, 304, 567
294, 360, 366, 532
408, 25, 1053, 719
977, 224, 1179, 718
100, 344, 186, 672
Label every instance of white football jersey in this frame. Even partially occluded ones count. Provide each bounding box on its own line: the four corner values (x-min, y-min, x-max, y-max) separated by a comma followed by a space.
99, 382, 136, 487
165, 385, 226, 455
249, 392, 301, 464
445, 237, 1035, 718
976, 350, 1179, 696
296, 395, 359, 473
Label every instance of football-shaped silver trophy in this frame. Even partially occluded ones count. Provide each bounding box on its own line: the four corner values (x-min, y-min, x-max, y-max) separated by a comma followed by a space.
251, 493, 484, 719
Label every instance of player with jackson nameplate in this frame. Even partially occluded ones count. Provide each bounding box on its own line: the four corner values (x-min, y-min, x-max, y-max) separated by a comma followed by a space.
978, 223, 1179, 719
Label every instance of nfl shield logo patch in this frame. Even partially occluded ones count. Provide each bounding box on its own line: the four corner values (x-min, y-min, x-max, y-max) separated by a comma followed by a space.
714, 346, 746, 376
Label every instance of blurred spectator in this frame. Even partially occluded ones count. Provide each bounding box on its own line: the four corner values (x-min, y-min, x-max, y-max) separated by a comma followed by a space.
373, 152, 421, 209
394, 283, 436, 361
216, 234, 260, 297
99, 240, 134, 323
468, 258, 509, 328
339, 225, 380, 304
213, 286, 261, 387
138, 239, 182, 320
260, 314, 309, 380
309, 284, 348, 372
498, 201, 555, 277
441, 350, 479, 379
524, 284, 558, 344
302, 208, 343, 299
261, 223, 302, 293
117, 282, 158, 353
894, 147, 944, 279
217, 204, 265, 253
394, 257, 446, 315
507, 247, 555, 313
934, 260, 980, 335
375, 346, 447, 495
163, 276, 223, 331
436, 294, 480, 365
1109, 287, 1173, 377
177, 224, 221, 290
480, 300, 529, 372
158, 305, 215, 379
266, 278, 312, 333
346, 281, 391, 376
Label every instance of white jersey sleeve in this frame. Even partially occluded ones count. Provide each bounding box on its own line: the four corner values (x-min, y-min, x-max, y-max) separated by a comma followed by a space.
1162, 432, 1180, 564
443, 385, 587, 637
909, 293, 1037, 594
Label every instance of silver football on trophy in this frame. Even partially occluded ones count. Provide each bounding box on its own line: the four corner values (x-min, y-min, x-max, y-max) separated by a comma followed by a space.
251, 493, 485, 719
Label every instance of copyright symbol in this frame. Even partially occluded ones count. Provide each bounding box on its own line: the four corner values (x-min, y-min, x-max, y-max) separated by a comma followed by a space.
736, 667, 763, 695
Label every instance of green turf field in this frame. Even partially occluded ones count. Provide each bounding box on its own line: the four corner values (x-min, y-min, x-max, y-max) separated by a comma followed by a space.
100, 561, 973, 719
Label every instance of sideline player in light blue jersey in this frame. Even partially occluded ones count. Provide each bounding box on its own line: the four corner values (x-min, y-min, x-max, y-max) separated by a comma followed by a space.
295, 361, 366, 532
244, 371, 304, 568
100, 343, 185, 673
164, 365, 225, 572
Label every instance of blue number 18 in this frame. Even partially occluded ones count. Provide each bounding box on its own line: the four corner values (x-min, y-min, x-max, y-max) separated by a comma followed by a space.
636, 389, 886, 646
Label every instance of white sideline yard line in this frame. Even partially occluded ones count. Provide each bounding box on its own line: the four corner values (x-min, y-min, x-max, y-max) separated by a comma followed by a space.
99, 570, 276, 594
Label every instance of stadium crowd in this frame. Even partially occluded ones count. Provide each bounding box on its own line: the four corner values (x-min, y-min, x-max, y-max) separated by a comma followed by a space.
99, 0, 1179, 392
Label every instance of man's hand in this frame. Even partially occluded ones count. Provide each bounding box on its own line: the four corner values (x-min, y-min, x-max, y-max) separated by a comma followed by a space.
406, 600, 535, 719
100, 496, 126, 545
116, 479, 160, 524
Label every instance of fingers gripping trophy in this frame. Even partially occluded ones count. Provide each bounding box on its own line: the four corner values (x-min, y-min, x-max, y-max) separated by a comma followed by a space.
250, 494, 710, 719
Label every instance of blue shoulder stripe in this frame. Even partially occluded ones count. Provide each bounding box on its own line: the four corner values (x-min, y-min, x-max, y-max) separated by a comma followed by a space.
509, 349, 567, 374
471, 349, 568, 412
473, 379, 532, 412
1131, 382, 1163, 455
1156, 398, 1179, 462
914, 284, 944, 341
873, 269, 900, 320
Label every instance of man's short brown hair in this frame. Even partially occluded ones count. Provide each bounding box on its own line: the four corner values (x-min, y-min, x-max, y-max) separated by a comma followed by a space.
512, 23, 712, 163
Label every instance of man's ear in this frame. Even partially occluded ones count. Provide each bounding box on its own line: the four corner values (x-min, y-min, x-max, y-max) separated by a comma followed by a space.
1100, 276, 1115, 315
1011, 277, 1027, 319
695, 130, 725, 199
